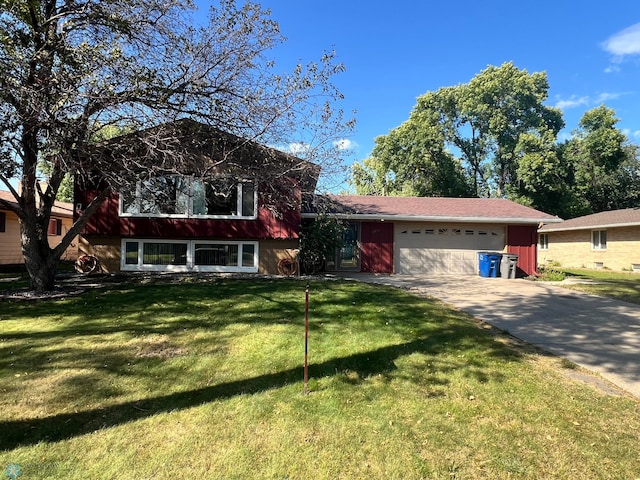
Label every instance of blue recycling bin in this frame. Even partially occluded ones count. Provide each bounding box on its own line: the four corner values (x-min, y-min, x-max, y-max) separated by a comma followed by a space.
478, 252, 501, 277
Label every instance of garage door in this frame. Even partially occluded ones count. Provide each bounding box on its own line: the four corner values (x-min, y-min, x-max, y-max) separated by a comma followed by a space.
395, 223, 505, 274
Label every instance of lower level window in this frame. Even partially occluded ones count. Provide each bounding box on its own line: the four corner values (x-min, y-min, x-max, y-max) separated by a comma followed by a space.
121, 239, 258, 272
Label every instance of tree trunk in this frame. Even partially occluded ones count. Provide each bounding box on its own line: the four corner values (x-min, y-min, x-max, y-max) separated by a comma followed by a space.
20, 217, 58, 293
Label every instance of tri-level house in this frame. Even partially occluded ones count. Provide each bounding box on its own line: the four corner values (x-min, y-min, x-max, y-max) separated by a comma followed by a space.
76, 120, 562, 277
75, 119, 318, 275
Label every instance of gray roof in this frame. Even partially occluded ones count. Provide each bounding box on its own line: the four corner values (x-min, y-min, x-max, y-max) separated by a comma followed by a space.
540, 208, 640, 232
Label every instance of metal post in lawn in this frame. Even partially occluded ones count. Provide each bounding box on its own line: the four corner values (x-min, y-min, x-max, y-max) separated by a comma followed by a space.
304, 283, 310, 395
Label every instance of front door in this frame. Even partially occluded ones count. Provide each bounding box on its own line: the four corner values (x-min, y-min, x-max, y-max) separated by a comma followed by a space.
326, 223, 361, 271
338, 223, 360, 270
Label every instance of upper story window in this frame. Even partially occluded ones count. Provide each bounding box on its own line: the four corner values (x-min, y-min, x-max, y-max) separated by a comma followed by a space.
592, 230, 607, 250
0, 212, 5, 233
538, 233, 549, 250
120, 176, 257, 219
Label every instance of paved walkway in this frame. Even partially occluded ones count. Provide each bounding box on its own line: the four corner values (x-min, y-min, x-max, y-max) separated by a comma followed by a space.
342, 273, 640, 399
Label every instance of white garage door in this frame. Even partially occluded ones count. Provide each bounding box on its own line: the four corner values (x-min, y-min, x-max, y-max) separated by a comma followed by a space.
395, 223, 505, 274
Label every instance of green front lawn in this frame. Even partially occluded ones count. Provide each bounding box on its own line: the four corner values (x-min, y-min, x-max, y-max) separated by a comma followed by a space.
1, 278, 638, 479
558, 268, 640, 305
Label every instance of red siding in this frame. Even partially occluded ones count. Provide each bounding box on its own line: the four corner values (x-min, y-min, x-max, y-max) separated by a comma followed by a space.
507, 225, 538, 276
360, 222, 394, 273
77, 191, 300, 240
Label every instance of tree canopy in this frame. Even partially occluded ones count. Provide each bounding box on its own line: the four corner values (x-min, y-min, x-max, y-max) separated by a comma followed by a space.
0, 0, 354, 291
351, 62, 563, 199
350, 62, 640, 220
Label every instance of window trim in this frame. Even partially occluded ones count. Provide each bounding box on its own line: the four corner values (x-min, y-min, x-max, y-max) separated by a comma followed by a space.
119, 177, 257, 220
591, 230, 607, 251
120, 239, 259, 273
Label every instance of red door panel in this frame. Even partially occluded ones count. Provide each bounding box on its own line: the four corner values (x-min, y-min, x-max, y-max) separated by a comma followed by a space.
360, 222, 394, 273
507, 225, 538, 276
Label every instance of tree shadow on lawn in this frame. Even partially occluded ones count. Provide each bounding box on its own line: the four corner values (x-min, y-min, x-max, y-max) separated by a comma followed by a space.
0, 332, 518, 451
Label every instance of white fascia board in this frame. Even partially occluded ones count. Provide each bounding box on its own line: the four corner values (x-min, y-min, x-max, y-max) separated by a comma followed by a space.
540, 221, 640, 232
301, 213, 563, 224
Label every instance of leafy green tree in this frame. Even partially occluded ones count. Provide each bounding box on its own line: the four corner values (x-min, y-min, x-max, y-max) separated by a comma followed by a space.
566, 105, 630, 213
351, 118, 472, 197
351, 62, 563, 199
514, 105, 640, 218
463, 63, 564, 196
510, 130, 580, 217
0, 0, 353, 292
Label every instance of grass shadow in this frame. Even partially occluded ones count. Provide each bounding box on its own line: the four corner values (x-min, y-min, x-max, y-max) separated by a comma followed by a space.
0, 333, 514, 451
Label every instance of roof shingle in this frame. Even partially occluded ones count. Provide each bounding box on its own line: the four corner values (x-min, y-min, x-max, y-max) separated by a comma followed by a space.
540, 208, 640, 232
305, 195, 561, 224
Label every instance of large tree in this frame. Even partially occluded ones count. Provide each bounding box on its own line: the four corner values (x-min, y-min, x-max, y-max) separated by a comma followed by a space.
351, 62, 563, 199
350, 114, 472, 197
0, 0, 354, 291
565, 105, 638, 213
512, 105, 640, 218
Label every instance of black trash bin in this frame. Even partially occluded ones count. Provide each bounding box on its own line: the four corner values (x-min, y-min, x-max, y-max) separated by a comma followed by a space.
500, 254, 519, 279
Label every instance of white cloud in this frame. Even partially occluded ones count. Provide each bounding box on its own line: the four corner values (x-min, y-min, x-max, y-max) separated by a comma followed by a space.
594, 92, 625, 103
554, 92, 626, 110
287, 142, 310, 156
602, 22, 640, 57
554, 95, 589, 110
604, 65, 621, 74
633, 130, 640, 138
333, 138, 357, 151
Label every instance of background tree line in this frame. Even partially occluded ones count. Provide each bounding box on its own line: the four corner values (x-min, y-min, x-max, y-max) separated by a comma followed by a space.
350, 62, 640, 219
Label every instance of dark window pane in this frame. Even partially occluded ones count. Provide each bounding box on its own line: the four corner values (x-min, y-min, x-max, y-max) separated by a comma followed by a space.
0, 212, 5, 232
194, 244, 238, 266
242, 244, 255, 267
125, 242, 139, 265
242, 183, 255, 217
143, 243, 187, 265
205, 183, 237, 215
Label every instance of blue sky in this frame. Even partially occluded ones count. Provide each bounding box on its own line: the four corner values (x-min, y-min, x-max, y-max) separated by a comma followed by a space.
194, 1, 640, 189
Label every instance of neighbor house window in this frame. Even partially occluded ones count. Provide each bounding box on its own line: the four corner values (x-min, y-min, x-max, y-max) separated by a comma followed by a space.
0, 212, 5, 233
539, 233, 549, 250
121, 239, 258, 273
120, 176, 256, 219
48, 218, 62, 236
592, 230, 607, 250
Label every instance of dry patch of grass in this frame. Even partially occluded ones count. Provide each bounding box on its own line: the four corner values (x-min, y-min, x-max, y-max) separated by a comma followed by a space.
0, 278, 639, 479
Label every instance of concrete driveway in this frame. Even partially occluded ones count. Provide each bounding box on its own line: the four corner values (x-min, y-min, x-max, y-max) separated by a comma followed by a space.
344, 273, 640, 399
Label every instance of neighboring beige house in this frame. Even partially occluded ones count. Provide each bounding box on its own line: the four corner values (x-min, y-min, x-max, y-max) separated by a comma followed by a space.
538, 208, 640, 272
0, 190, 77, 265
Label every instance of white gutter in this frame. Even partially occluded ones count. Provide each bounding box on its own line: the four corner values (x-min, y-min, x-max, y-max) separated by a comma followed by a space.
301, 212, 563, 224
